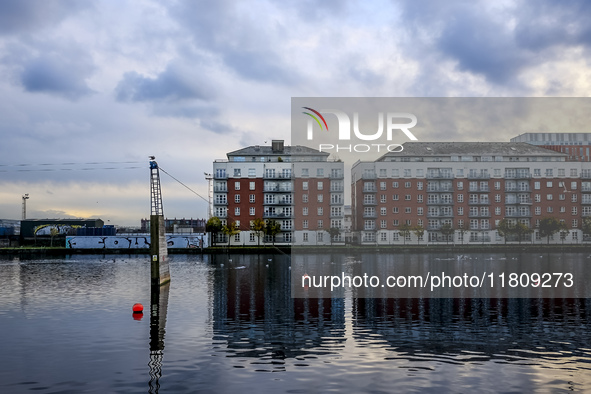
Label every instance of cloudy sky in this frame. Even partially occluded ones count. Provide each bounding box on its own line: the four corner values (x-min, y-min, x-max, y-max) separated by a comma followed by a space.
1, 0, 591, 226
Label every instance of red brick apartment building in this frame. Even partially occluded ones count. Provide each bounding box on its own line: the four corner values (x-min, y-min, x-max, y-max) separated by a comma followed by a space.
212, 140, 345, 245
352, 142, 591, 245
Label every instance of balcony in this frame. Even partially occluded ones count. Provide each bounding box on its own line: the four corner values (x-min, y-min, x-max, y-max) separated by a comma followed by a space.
505, 212, 532, 218
427, 187, 454, 193
427, 201, 454, 205
263, 212, 293, 218
329, 172, 344, 179
263, 173, 293, 179
468, 213, 491, 218
468, 187, 490, 193
363, 188, 377, 193
504, 174, 531, 179
213, 186, 227, 192
426, 174, 454, 179
467, 174, 490, 179
264, 186, 293, 192
264, 199, 293, 205
505, 198, 533, 205
468, 200, 491, 205
362, 173, 377, 180
505, 188, 531, 193
213, 173, 227, 179
581, 173, 591, 179
582, 200, 591, 205
213, 200, 228, 206
363, 213, 377, 218
427, 213, 454, 218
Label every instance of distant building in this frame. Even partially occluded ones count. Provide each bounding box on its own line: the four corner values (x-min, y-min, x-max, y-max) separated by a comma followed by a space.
511, 133, 591, 161
140, 218, 206, 233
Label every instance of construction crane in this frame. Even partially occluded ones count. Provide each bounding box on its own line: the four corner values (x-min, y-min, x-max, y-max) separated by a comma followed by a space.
149, 156, 163, 216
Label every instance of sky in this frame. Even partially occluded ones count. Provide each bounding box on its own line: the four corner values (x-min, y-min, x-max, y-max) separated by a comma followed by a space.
1, 0, 591, 226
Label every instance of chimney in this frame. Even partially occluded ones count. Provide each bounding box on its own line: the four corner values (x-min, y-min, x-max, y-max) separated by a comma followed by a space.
271, 140, 284, 153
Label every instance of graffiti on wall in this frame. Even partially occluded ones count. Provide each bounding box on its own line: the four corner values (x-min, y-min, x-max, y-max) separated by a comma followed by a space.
35, 224, 82, 236
65, 234, 208, 249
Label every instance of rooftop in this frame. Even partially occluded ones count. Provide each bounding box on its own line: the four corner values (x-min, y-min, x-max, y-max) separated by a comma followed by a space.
378, 142, 567, 160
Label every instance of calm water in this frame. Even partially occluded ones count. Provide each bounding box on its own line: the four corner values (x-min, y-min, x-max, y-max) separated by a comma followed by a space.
1, 252, 591, 393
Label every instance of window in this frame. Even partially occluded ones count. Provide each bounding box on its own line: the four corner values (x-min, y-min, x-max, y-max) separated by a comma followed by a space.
381, 220, 387, 229
303, 207, 308, 216
392, 207, 399, 214
417, 207, 423, 215
458, 207, 464, 215
248, 168, 256, 177
404, 169, 411, 177
534, 182, 540, 190
547, 207, 553, 213
302, 181, 308, 191
301, 168, 309, 177
250, 181, 255, 190
303, 220, 308, 229
572, 182, 578, 190
318, 219, 324, 228
380, 194, 387, 203
317, 168, 324, 177
392, 232, 399, 241
405, 207, 411, 214
558, 169, 565, 177
560, 207, 566, 213
546, 169, 553, 177
392, 169, 400, 177
457, 181, 463, 190
317, 194, 323, 202
317, 181, 323, 190
495, 207, 501, 215
417, 182, 423, 190
380, 182, 387, 190
495, 181, 501, 190
572, 194, 578, 202
317, 231, 323, 241
547, 194, 553, 201
547, 181, 553, 188
572, 207, 578, 215
392, 181, 399, 189
303, 232, 308, 242
302, 194, 308, 203
457, 194, 464, 203
534, 169, 541, 177
380, 232, 387, 241
571, 168, 578, 177
405, 195, 411, 201
393, 219, 399, 226
534, 194, 541, 202
495, 194, 501, 203
393, 194, 399, 201
405, 181, 411, 188
234, 233, 240, 242
249, 207, 255, 216
379, 168, 387, 177
381, 207, 387, 216
317, 207, 323, 216
249, 194, 255, 203
235, 207, 240, 216
235, 194, 240, 203
234, 181, 240, 190
535, 207, 541, 215
559, 194, 565, 200
417, 195, 423, 203
573, 219, 578, 228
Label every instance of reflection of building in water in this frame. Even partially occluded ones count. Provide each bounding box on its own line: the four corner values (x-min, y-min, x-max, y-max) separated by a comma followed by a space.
148, 283, 169, 394
353, 297, 591, 359
210, 254, 345, 359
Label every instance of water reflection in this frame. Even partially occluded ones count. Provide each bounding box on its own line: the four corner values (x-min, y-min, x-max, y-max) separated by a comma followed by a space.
149, 282, 169, 394
210, 254, 346, 364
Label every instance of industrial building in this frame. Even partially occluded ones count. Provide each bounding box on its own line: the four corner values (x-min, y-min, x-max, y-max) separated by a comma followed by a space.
352, 142, 591, 244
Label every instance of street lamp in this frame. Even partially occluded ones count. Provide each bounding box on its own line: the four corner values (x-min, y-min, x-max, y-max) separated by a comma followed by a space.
22, 194, 29, 220
204, 172, 212, 219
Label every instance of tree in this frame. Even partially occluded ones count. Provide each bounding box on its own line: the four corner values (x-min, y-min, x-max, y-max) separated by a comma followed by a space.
582, 216, 591, 242
265, 219, 281, 245
539, 217, 562, 244
206, 217, 223, 246
399, 223, 412, 245
222, 221, 240, 247
50, 227, 59, 247
496, 218, 514, 244
250, 218, 266, 246
327, 227, 341, 245
514, 222, 533, 244
440, 223, 454, 245
412, 225, 425, 245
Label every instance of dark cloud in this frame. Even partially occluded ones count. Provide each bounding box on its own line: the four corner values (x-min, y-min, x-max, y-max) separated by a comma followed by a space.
399, 0, 591, 86
0, 0, 88, 35
200, 120, 235, 135
20, 53, 95, 99
115, 64, 213, 103
167, 0, 299, 84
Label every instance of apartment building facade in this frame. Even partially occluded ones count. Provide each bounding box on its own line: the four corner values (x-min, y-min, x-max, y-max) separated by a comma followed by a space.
352, 142, 591, 245
511, 133, 591, 162
212, 140, 345, 246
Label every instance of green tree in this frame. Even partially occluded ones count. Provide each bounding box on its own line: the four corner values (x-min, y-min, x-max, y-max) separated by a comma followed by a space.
327, 227, 341, 245
399, 223, 412, 245
440, 223, 454, 244
514, 222, 534, 244
582, 216, 591, 242
412, 225, 425, 245
496, 218, 514, 244
50, 227, 59, 247
206, 216, 223, 246
539, 217, 562, 244
250, 218, 266, 246
265, 219, 281, 245
222, 221, 240, 247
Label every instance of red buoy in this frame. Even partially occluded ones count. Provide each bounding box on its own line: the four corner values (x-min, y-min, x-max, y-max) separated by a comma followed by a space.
132, 303, 144, 313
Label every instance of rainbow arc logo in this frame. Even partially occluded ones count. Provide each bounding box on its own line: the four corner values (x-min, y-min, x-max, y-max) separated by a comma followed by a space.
302, 107, 329, 132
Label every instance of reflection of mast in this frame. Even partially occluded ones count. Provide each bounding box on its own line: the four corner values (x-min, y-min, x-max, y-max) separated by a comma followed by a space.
148, 283, 170, 394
